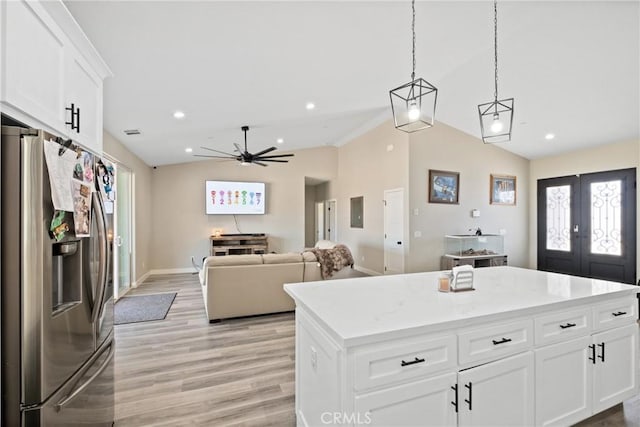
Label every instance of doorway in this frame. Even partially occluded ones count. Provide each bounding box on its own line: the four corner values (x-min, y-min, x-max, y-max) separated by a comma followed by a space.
315, 202, 324, 242
537, 168, 636, 284
384, 188, 405, 275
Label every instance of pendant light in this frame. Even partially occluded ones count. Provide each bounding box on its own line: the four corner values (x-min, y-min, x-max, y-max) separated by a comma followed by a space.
478, 0, 514, 143
389, 0, 438, 133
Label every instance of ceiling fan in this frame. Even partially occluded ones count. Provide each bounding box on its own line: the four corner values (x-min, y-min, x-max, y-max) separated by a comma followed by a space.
195, 125, 294, 167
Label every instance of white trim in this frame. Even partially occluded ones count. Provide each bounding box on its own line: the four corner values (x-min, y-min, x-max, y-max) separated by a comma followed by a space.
132, 271, 152, 288
149, 268, 195, 275
354, 265, 381, 276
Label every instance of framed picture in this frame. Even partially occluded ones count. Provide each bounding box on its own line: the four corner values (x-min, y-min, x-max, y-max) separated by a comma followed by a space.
428, 170, 459, 204
490, 174, 516, 205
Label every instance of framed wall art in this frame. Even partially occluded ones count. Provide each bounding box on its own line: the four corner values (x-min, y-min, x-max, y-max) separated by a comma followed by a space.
428, 170, 459, 204
490, 174, 516, 205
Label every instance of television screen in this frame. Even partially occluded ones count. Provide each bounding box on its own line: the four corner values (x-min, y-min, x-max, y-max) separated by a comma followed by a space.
205, 181, 265, 214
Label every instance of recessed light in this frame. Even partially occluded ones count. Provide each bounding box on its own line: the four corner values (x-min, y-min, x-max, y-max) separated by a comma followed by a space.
306, 102, 315, 110
173, 111, 185, 119
276, 138, 284, 144
185, 147, 193, 153
545, 133, 555, 140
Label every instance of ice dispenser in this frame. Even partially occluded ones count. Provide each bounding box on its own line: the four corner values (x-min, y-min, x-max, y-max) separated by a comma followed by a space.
51, 240, 82, 314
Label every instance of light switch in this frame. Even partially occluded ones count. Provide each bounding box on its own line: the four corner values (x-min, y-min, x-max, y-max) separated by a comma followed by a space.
414, 231, 422, 238
471, 209, 480, 218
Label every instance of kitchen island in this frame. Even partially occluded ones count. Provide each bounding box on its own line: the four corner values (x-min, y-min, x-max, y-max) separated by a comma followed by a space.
284, 266, 639, 426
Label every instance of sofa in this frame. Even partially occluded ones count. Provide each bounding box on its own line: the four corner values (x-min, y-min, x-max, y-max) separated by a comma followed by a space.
198, 252, 321, 322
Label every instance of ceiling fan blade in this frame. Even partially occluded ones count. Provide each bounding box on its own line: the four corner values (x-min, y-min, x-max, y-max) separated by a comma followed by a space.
257, 158, 290, 163
200, 146, 237, 156
193, 154, 238, 159
255, 153, 295, 159
253, 161, 268, 167
233, 143, 243, 154
252, 146, 277, 157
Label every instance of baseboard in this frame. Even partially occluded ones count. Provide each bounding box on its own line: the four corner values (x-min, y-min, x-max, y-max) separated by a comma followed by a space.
148, 268, 195, 276
354, 265, 382, 276
132, 271, 152, 287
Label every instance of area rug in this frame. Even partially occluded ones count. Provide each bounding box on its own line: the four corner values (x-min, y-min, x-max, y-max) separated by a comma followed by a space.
114, 293, 177, 325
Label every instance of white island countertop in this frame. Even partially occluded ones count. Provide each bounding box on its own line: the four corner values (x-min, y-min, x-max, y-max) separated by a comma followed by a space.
284, 266, 639, 347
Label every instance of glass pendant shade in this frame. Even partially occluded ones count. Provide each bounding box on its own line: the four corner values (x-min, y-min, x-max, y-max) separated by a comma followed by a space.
390, 78, 438, 133
478, 98, 514, 143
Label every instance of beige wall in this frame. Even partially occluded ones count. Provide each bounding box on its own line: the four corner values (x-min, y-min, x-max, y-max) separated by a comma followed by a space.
327, 120, 409, 274
304, 184, 317, 248
103, 131, 153, 283
528, 139, 640, 274
408, 122, 530, 272
150, 146, 337, 270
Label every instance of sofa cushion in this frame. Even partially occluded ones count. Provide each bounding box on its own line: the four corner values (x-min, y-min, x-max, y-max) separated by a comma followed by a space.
262, 253, 303, 264
302, 251, 317, 262
206, 254, 263, 266
315, 240, 337, 249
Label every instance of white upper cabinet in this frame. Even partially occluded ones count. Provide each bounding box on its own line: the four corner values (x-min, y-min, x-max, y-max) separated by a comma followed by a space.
0, 0, 111, 153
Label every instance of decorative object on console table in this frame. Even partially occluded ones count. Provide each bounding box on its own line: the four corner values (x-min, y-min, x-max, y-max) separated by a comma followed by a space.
441, 233, 507, 269
428, 169, 459, 204
210, 234, 268, 256
490, 174, 516, 205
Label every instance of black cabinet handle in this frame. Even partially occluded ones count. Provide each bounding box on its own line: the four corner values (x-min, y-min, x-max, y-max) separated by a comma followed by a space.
65, 103, 80, 132
397, 241, 402, 245
451, 384, 458, 413
464, 382, 472, 410
559, 322, 577, 329
588, 344, 596, 364
401, 357, 425, 367
598, 342, 605, 362
492, 337, 512, 345
612, 311, 627, 317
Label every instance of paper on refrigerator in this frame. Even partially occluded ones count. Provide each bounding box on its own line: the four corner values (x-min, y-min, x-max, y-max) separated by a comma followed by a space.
43, 139, 77, 211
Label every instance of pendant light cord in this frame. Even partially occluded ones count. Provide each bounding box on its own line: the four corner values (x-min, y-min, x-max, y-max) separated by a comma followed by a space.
411, 0, 416, 82
493, 0, 499, 102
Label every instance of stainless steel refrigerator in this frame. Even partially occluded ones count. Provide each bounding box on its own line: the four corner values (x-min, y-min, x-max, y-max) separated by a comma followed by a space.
1, 124, 114, 426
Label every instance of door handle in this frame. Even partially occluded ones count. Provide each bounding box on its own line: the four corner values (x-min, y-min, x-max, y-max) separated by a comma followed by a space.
90, 191, 109, 326
397, 241, 402, 245
588, 344, 596, 364
598, 342, 605, 362
464, 382, 472, 410
573, 224, 579, 233
116, 236, 123, 247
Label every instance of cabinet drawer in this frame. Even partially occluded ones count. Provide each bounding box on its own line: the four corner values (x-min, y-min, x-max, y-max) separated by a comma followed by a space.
593, 298, 637, 332
354, 335, 456, 391
534, 307, 591, 346
459, 319, 533, 365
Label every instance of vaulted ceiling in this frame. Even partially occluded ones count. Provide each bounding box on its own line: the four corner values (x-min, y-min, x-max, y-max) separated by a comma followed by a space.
65, 1, 639, 166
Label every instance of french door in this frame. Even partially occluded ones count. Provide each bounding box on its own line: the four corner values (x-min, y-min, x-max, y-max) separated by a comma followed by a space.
537, 168, 636, 284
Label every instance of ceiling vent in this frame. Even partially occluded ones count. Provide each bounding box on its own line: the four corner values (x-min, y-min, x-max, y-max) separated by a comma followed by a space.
123, 129, 141, 135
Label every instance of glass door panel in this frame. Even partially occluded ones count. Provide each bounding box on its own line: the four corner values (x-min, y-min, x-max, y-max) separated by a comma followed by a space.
546, 185, 572, 252
589, 180, 622, 255
114, 166, 132, 299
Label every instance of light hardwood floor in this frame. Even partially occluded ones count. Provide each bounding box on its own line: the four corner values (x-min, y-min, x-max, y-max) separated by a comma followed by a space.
114, 273, 639, 426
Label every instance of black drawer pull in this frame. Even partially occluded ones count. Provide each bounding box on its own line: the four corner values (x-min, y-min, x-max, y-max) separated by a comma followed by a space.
464, 382, 472, 410
598, 342, 605, 362
401, 357, 425, 367
611, 311, 627, 317
588, 344, 596, 364
450, 384, 458, 413
492, 337, 512, 345
559, 322, 577, 329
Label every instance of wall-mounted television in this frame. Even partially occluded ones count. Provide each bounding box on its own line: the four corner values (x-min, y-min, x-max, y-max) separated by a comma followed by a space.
205, 180, 266, 214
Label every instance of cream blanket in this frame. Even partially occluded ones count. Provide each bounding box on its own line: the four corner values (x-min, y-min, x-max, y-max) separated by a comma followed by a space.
309, 244, 355, 279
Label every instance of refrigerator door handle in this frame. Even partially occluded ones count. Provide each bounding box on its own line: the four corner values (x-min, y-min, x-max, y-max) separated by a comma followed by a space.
91, 191, 109, 325
54, 340, 114, 411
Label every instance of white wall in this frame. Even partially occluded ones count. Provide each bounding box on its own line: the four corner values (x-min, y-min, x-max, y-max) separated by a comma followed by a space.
407, 122, 530, 272
528, 139, 640, 276
150, 146, 337, 270
103, 131, 153, 283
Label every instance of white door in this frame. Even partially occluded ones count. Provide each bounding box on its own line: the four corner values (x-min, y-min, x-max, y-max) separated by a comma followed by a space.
458, 352, 534, 427
355, 372, 457, 427
592, 323, 638, 413
384, 188, 405, 274
535, 336, 592, 426
325, 200, 336, 241
315, 202, 324, 242
114, 166, 133, 299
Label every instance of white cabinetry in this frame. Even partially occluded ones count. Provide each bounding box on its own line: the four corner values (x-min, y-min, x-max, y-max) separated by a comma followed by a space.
457, 352, 534, 427
0, 0, 111, 153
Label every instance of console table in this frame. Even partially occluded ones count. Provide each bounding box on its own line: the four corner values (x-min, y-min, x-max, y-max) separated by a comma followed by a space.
209, 234, 268, 256
284, 267, 639, 426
